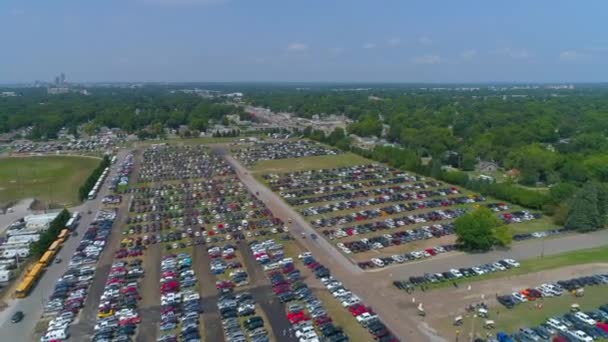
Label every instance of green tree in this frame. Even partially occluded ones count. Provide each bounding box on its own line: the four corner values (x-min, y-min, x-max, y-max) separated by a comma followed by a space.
493, 225, 513, 247
565, 182, 602, 232
454, 207, 502, 251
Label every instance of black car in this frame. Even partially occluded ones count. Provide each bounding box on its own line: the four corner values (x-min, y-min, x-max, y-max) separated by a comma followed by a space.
11, 311, 24, 323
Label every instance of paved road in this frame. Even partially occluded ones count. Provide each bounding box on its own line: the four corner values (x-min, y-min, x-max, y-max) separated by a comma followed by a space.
0, 150, 131, 342
0, 198, 35, 234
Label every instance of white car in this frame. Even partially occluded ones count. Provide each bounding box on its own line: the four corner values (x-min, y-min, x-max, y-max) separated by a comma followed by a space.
546, 318, 568, 332
503, 258, 520, 267
511, 292, 527, 303
356, 312, 378, 323
371, 258, 384, 267
449, 269, 463, 278
571, 330, 593, 342
295, 325, 315, 338
574, 312, 597, 325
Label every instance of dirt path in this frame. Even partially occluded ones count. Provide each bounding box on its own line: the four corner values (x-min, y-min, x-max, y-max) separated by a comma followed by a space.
237, 241, 298, 342
192, 244, 225, 342
136, 243, 161, 342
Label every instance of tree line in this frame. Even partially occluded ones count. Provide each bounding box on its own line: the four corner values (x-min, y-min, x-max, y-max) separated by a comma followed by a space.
78, 155, 111, 201
30, 209, 70, 258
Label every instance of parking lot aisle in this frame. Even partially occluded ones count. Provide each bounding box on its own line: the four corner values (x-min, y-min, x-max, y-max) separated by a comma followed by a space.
237, 242, 299, 342
69, 152, 139, 340
192, 243, 225, 342
136, 243, 161, 342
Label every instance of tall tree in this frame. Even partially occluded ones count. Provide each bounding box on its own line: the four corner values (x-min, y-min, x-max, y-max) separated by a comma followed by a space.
454, 207, 502, 251
565, 182, 602, 231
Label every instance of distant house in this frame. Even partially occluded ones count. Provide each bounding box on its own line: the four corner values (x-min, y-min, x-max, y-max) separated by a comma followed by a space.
476, 161, 499, 173
506, 168, 521, 178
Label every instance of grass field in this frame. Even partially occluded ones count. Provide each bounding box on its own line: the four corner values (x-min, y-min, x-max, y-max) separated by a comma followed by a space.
439, 285, 608, 339
510, 216, 559, 234
251, 153, 371, 173
429, 246, 608, 290
0, 156, 100, 207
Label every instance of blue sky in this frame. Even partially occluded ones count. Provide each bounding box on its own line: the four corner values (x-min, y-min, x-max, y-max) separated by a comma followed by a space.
1, 0, 607, 83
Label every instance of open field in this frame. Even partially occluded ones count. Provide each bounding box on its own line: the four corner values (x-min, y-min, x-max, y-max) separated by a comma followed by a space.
427, 246, 608, 290
0, 155, 100, 207
251, 153, 371, 173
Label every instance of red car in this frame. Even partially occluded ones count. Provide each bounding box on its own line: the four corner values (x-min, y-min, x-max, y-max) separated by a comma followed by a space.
348, 304, 369, 316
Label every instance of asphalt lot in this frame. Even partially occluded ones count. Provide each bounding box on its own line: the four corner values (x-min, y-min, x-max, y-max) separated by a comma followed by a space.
0, 149, 131, 342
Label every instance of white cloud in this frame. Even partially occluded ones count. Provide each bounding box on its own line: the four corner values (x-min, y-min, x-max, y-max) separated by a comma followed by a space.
559, 50, 579, 61
418, 36, 432, 45
460, 49, 477, 60
497, 47, 533, 59
286, 43, 308, 52
362, 43, 376, 49
387, 38, 401, 47
412, 55, 441, 65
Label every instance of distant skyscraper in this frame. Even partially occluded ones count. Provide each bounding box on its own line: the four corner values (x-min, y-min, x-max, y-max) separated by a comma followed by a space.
60, 73, 66, 85
54, 76, 60, 86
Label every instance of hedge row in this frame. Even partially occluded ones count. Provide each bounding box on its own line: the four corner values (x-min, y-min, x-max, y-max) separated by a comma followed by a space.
78, 156, 111, 201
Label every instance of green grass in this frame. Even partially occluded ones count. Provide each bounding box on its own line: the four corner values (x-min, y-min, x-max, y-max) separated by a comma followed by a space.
251, 153, 371, 173
441, 285, 608, 339
428, 246, 608, 290
0, 156, 101, 207
509, 216, 559, 234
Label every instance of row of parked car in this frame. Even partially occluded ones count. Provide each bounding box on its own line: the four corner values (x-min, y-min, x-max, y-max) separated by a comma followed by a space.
234, 140, 341, 167
217, 292, 269, 342
41, 209, 117, 342
158, 253, 202, 342
496, 304, 608, 342
288, 182, 446, 207
298, 252, 399, 342
300, 188, 464, 216
497, 273, 608, 309
358, 245, 457, 269
109, 152, 133, 192
393, 259, 521, 289
263, 164, 415, 192
93, 259, 144, 342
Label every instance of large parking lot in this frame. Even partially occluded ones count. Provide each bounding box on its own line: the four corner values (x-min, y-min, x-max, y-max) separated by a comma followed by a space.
233, 140, 342, 167
261, 164, 541, 269
124, 144, 331, 342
